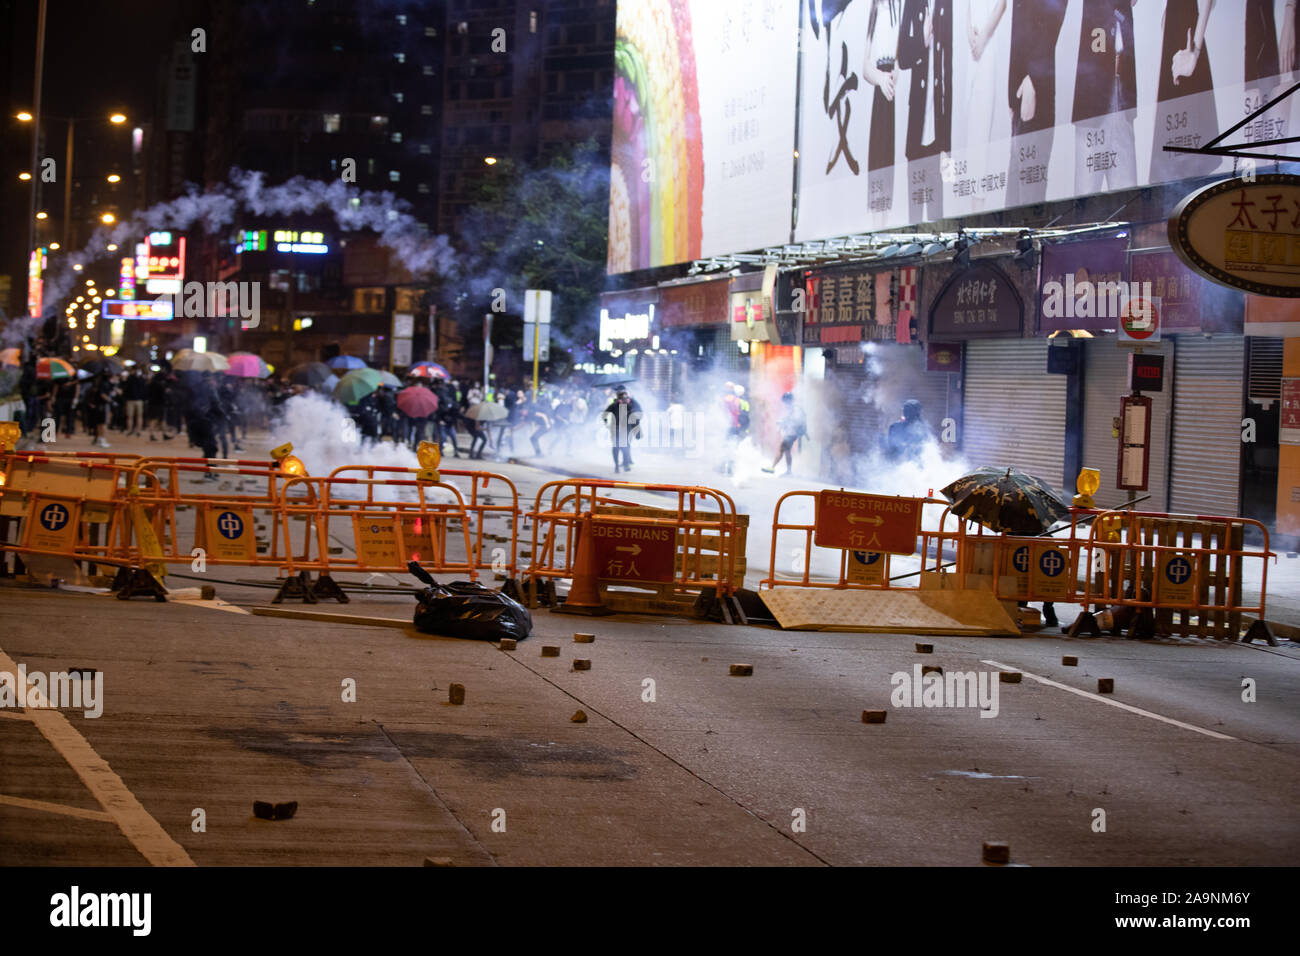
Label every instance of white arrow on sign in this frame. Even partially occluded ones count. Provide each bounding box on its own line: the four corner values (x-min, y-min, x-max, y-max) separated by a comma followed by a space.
616, 544, 642, 556
846, 514, 884, 526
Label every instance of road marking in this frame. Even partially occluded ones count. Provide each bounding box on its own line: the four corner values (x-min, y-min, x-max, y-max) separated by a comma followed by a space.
170, 597, 250, 615
0, 708, 31, 720
0, 645, 196, 866
981, 659, 1236, 741
0, 792, 115, 823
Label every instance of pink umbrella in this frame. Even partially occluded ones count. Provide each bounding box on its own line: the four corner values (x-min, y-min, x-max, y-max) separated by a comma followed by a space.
396, 385, 438, 418
225, 352, 271, 378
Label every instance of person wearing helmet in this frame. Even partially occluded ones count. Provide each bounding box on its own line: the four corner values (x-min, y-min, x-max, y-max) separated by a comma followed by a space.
602, 384, 642, 472
762, 392, 807, 475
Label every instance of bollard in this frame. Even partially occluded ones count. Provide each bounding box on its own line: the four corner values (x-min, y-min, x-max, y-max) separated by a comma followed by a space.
571, 709, 588, 723
1062, 655, 1078, 666
541, 645, 560, 657
729, 664, 753, 676
574, 632, 595, 644
999, 671, 1022, 684
499, 638, 517, 651
448, 683, 465, 705
1097, 678, 1114, 694
573, 659, 591, 671
861, 710, 887, 724
982, 842, 1010, 864
915, 643, 933, 654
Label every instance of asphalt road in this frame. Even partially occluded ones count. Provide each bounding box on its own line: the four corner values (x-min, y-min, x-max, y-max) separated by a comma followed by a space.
1, 584, 1296, 866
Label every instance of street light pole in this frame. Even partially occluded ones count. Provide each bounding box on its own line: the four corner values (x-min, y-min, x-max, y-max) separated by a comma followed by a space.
62, 117, 74, 251
25, 0, 47, 285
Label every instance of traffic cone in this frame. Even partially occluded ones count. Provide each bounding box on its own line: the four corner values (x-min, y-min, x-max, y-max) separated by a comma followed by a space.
555, 513, 612, 616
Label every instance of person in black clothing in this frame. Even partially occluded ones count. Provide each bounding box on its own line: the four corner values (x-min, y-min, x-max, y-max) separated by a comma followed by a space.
146, 371, 170, 440
123, 369, 147, 435
885, 398, 931, 463
898, 0, 952, 222
85, 373, 114, 448
434, 379, 461, 456
522, 393, 552, 457
185, 373, 220, 464
18, 346, 40, 438
54, 378, 77, 439
1006, 0, 1068, 207
374, 385, 398, 440
602, 385, 642, 473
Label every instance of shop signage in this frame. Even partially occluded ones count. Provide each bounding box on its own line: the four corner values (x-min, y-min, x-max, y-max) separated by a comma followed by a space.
929, 262, 1023, 339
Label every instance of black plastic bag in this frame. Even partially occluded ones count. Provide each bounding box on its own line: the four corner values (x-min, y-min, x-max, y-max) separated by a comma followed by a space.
408, 561, 532, 641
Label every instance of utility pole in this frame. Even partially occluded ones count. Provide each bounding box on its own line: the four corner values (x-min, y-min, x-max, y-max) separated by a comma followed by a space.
62, 117, 74, 250
25, 0, 48, 292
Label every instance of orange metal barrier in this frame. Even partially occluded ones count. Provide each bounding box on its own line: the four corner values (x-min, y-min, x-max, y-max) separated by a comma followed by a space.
761, 493, 961, 590
524, 479, 742, 608
327, 465, 520, 578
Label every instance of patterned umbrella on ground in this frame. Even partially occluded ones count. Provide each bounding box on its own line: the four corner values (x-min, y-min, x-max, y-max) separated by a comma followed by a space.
226, 352, 272, 378
408, 361, 449, 380
0, 348, 19, 367
287, 361, 336, 388
940, 466, 1071, 535
36, 357, 76, 380
326, 354, 367, 371
396, 385, 438, 418
333, 367, 383, 406
172, 349, 230, 372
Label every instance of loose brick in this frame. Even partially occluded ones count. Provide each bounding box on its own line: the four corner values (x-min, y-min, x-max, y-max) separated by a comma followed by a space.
861, 710, 887, 724
573, 659, 591, 671
574, 632, 595, 644
729, 664, 753, 676
922, 665, 943, 676
915, 643, 933, 654
571, 709, 588, 723
999, 671, 1022, 684
448, 683, 465, 705
541, 645, 560, 657
1097, 678, 1114, 694
1062, 655, 1078, 666
499, 638, 517, 651
982, 842, 1010, 864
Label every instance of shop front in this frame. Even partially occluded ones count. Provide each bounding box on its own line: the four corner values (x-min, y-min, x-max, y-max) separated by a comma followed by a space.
598, 287, 660, 405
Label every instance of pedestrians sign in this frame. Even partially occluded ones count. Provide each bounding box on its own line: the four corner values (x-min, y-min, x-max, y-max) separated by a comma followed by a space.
1029, 543, 1071, 600
1157, 552, 1196, 605
590, 520, 675, 584
203, 505, 254, 562
815, 491, 922, 555
27, 498, 79, 553
846, 550, 886, 586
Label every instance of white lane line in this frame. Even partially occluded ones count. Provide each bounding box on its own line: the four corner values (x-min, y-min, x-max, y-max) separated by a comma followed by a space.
980, 659, 1237, 741
0, 792, 115, 823
169, 598, 250, 615
0, 646, 196, 866
0, 708, 31, 720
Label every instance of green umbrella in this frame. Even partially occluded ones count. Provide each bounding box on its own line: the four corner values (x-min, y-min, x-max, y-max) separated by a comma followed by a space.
333, 367, 383, 406
940, 466, 1071, 535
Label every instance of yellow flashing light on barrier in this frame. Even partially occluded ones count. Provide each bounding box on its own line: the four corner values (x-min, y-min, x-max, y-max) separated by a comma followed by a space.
416, 441, 442, 471
1073, 467, 1101, 509
270, 441, 306, 476
1096, 515, 1123, 542
416, 467, 441, 483
0, 421, 19, 454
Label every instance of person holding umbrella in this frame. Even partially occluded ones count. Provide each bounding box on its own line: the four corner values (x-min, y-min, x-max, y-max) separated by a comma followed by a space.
396, 382, 438, 449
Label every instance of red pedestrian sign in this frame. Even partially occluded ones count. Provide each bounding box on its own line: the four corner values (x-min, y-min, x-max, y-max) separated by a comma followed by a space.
815, 491, 922, 555
590, 520, 676, 583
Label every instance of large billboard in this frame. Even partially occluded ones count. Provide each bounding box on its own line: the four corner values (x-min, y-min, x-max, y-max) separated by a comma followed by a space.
610, 0, 1292, 272
608, 0, 800, 272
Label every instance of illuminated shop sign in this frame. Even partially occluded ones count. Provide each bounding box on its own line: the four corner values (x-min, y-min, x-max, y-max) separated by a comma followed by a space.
273, 230, 328, 254
101, 299, 174, 320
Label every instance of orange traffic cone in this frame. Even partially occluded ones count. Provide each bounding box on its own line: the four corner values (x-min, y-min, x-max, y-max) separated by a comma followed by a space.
555, 513, 612, 616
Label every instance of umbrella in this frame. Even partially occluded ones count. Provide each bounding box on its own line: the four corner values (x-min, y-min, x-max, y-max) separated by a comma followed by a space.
408, 361, 449, 380
464, 401, 508, 422
376, 370, 403, 388
226, 352, 271, 378
326, 354, 367, 371
36, 357, 76, 380
0, 348, 19, 367
172, 349, 230, 372
396, 385, 438, 418
79, 356, 124, 376
287, 361, 336, 388
333, 367, 383, 406
940, 466, 1071, 535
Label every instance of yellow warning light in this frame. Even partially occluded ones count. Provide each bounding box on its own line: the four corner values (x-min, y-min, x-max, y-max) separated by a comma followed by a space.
279, 455, 306, 477
416, 440, 442, 471
0, 421, 19, 453
1076, 468, 1100, 498
1097, 515, 1123, 542
269, 442, 293, 461
415, 467, 441, 483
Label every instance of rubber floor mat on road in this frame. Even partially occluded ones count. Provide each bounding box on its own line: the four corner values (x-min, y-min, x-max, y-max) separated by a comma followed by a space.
759, 587, 1019, 636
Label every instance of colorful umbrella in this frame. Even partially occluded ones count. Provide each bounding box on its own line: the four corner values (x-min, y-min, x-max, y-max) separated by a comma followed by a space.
940, 467, 1071, 536
333, 367, 383, 406
396, 385, 438, 418
172, 349, 230, 372
226, 352, 271, 378
287, 361, 336, 388
408, 361, 449, 380
0, 348, 20, 367
326, 354, 367, 371
36, 357, 76, 380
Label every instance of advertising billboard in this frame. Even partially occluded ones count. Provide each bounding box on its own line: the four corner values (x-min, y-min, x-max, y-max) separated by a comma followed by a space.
607, 0, 799, 273
609, 0, 1290, 272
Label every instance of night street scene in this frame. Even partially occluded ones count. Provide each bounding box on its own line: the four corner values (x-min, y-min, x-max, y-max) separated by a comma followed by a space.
0, 0, 1296, 936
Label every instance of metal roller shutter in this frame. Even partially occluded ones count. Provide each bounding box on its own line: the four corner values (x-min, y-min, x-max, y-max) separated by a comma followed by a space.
962, 339, 1068, 491
1168, 336, 1246, 517
1082, 339, 1172, 511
